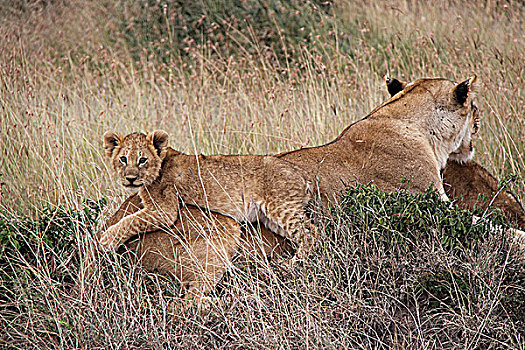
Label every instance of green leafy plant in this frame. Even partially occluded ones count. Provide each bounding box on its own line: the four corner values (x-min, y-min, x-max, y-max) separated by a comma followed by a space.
0, 199, 105, 259
334, 183, 508, 252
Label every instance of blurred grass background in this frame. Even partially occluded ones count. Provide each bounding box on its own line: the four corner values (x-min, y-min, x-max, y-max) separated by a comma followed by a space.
0, 0, 523, 215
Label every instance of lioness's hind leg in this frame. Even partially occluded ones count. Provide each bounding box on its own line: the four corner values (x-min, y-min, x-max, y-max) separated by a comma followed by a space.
176, 216, 241, 311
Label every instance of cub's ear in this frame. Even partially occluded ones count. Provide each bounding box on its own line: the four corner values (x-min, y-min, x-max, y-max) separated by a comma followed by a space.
147, 130, 169, 154
451, 75, 477, 106
384, 76, 407, 97
103, 131, 122, 158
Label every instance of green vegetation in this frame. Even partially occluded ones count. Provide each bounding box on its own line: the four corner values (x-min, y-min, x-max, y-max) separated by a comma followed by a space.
1, 185, 523, 348
111, 0, 335, 62
0, 0, 524, 348
335, 183, 508, 251
0, 199, 104, 258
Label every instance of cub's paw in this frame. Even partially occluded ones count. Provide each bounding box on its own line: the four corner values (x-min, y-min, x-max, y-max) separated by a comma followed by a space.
97, 225, 121, 250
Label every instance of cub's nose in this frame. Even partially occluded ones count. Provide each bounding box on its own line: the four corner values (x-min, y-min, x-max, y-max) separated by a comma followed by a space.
125, 175, 138, 183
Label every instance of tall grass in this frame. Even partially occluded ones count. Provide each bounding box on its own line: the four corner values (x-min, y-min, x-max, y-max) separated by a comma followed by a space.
0, 0, 524, 348
2, 185, 524, 349
1, 0, 523, 214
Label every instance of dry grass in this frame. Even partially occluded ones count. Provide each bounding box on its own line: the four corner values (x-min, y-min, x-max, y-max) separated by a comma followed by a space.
0, 0, 524, 349
1, 0, 523, 215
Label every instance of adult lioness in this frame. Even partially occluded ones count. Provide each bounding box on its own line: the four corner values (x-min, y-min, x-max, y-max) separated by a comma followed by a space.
385, 76, 480, 166
124, 205, 241, 303
100, 200, 291, 305
103, 75, 523, 305
385, 77, 525, 228
277, 76, 480, 204
97, 192, 291, 306
100, 131, 316, 257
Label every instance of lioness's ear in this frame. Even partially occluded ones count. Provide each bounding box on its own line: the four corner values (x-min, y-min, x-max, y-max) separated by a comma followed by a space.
384, 76, 407, 97
103, 131, 122, 158
147, 130, 169, 154
451, 75, 477, 106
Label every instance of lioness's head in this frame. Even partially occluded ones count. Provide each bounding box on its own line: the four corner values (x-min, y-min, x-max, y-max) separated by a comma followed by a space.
384, 75, 480, 166
448, 100, 480, 163
103, 130, 169, 191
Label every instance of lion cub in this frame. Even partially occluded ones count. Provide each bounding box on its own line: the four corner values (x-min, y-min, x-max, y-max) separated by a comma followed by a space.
100, 131, 316, 257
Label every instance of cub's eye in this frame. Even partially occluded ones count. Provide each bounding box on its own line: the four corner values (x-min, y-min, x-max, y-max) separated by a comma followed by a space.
119, 156, 127, 165
138, 157, 147, 165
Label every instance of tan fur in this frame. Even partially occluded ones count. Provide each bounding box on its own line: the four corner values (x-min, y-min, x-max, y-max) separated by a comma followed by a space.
386, 76, 480, 166
99, 184, 292, 307
103, 75, 524, 305
442, 160, 525, 228
106, 199, 241, 303
105, 192, 293, 263
277, 77, 480, 202
385, 77, 524, 228
100, 132, 316, 258
448, 101, 480, 164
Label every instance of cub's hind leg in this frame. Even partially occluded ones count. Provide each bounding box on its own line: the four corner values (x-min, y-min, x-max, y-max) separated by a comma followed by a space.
262, 198, 319, 260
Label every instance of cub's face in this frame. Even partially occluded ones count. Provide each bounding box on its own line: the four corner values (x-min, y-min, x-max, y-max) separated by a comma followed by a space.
103, 130, 169, 191
385, 75, 480, 163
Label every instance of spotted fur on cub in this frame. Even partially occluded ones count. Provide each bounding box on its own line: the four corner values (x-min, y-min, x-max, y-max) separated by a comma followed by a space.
100, 131, 317, 259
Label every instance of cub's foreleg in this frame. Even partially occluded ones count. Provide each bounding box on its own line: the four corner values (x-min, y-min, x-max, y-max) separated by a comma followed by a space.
99, 186, 180, 250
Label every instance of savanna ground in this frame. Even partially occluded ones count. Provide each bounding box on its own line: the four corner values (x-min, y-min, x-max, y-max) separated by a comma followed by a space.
0, 1, 524, 349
